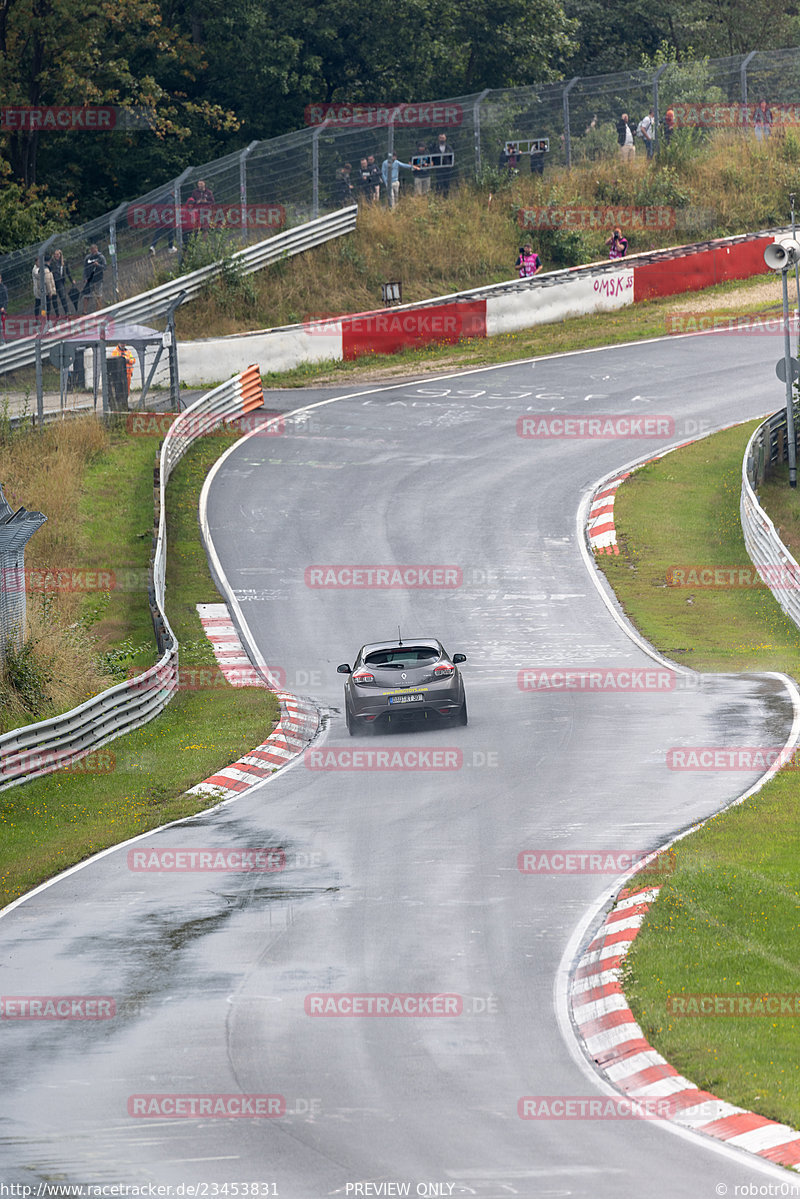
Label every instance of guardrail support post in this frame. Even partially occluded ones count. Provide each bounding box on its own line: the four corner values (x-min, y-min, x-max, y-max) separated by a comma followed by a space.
562, 78, 579, 168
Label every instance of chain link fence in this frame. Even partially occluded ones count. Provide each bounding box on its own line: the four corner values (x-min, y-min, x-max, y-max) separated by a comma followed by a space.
2, 47, 799, 329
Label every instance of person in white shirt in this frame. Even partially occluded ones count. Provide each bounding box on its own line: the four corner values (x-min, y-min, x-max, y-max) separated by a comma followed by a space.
637, 110, 656, 159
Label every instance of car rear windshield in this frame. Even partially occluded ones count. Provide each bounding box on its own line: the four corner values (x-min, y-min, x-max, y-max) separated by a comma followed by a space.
365, 647, 439, 666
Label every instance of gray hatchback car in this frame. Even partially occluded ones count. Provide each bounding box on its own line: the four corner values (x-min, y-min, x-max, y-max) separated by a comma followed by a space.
338, 637, 468, 735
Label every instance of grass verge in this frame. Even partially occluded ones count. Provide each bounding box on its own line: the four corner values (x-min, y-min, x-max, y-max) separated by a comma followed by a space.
0, 426, 279, 908
595, 424, 800, 1127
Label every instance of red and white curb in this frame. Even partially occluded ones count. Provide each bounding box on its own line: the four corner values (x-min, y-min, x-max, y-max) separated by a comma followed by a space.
587, 474, 628, 554
188, 602, 319, 799
571, 882, 800, 1168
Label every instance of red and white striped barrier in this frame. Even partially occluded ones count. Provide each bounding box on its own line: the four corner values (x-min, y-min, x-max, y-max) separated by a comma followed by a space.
177, 232, 777, 385
573, 880, 800, 1168
189, 602, 319, 799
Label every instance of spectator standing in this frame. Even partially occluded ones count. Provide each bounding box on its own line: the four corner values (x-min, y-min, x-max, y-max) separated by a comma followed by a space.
606, 227, 628, 259
32, 258, 56, 318
357, 158, 373, 203
515, 244, 542, 278
434, 132, 454, 195
50, 249, 74, 317
617, 113, 635, 163
498, 143, 520, 174
637, 109, 656, 159
414, 143, 432, 193
183, 178, 216, 243
663, 108, 675, 145
754, 99, 773, 142
149, 191, 178, 254
530, 142, 546, 176
0, 273, 7, 342
336, 163, 354, 206
381, 152, 416, 209
81, 244, 107, 313
367, 155, 382, 201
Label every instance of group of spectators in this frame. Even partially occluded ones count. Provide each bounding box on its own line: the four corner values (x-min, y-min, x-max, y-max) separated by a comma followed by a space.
148, 178, 216, 254
31, 244, 107, 321
337, 134, 454, 210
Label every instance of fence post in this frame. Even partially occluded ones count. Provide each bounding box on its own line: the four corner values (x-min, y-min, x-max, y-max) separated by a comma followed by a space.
741, 51, 757, 107
473, 89, 491, 178
562, 78, 579, 167
0, 484, 46, 662
312, 121, 328, 220
173, 167, 192, 265
108, 202, 128, 302
652, 64, 668, 154
239, 141, 258, 245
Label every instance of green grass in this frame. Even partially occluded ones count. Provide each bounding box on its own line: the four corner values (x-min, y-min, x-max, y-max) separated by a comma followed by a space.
0, 428, 279, 907
596, 423, 800, 1131
597, 424, 800, 673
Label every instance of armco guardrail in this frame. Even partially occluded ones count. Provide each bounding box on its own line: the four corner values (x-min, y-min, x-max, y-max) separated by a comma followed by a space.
741, 407, 800, 628
0, 363, 264, 792
0, 207, 357, 377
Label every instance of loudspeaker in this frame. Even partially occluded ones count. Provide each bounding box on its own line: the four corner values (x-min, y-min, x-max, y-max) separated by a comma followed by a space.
764, 239, 800, 270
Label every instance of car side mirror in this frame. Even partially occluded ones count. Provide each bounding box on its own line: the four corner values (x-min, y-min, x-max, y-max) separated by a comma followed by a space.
453, 653, 467, 664
337, 663, 352, 674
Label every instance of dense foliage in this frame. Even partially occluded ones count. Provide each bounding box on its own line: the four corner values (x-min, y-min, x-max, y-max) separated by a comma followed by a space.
0, 0, 798, 236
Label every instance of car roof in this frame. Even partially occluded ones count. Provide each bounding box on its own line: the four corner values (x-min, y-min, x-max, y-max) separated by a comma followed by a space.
360, 638, 443, 656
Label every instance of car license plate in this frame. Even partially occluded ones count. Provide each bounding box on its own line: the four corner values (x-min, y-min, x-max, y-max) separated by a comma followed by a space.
388, 693, 424, 705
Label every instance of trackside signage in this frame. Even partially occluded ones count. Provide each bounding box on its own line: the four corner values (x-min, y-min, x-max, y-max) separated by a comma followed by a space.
304, 103, 463, 127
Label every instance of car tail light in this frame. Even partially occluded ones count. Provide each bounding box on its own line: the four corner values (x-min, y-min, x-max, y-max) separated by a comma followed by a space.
353, 669, 375, 686
433, 662, 455, 678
